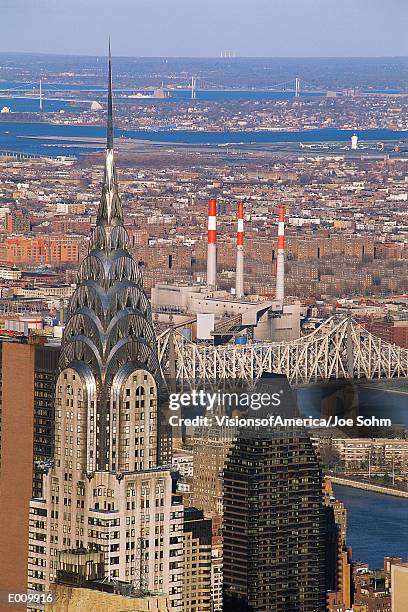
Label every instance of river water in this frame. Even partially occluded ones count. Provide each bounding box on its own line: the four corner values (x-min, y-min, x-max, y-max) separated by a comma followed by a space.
299, 383, 408, 568
334, 484, 408, 568
298, 383, 408, 428
1, 121, 408, 157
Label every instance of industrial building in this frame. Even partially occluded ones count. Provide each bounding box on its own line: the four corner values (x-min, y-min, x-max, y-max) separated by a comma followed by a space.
151, 199, 304, 344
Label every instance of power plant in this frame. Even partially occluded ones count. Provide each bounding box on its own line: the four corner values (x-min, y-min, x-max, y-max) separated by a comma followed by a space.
235, 202, 244, 299
206, 198, 217, 289
275, 203, 285, 306
152, 200, 302, 344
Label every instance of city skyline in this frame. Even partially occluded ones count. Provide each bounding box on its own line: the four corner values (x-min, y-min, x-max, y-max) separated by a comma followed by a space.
1, 14, 408, 611
1, 0, 408, 58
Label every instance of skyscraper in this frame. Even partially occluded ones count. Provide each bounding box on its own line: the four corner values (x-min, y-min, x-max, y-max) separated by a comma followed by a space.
324, 479, 352, 611
0, 338, 59, 609
182, 508, 212, 611
27, 49, 183, 611
223, 375, 327, 612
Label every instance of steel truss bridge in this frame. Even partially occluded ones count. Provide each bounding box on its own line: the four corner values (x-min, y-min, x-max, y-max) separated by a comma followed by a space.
157, 315, 408, 388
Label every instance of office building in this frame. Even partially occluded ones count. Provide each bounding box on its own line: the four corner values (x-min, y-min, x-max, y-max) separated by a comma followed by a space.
211, 545, 223, 612
223, 375, 327, 611
324, 479, 351, 611
190, 436, 231, 518
49, 549, 171, 611
353, 566, 391, 611
0, 337, 59, 608
391, 563, 408, 612
0, 236, 84, 266
27, 53, 183, 611
183, 508, 212, 612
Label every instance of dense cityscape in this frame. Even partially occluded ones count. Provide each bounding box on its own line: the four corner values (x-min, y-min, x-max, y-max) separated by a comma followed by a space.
0, 24, 408, 612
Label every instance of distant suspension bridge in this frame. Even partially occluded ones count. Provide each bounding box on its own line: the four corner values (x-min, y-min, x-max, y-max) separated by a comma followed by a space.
0, 76, 323, 105
0, 81, 96, 107
189, 76, 319, 99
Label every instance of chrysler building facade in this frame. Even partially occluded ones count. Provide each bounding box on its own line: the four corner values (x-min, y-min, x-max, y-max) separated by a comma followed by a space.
28, 51, 183, 610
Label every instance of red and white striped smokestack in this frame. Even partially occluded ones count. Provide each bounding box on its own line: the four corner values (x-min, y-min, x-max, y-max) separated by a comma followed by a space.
275, 204, 285, 305
207, 198, 217, 288
235, 202, 244, 298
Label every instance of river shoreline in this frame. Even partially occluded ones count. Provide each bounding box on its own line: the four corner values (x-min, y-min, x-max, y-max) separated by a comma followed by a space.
2, 122, 408, 157
330, 476, 408, 498
332, 483, 408, 567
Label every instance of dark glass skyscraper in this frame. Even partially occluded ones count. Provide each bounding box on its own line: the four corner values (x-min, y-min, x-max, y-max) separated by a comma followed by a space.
223, 375, 327, 612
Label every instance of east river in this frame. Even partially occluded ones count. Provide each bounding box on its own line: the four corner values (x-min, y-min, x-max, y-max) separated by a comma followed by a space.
298, 383, 408, 568
333, 484, 408, 568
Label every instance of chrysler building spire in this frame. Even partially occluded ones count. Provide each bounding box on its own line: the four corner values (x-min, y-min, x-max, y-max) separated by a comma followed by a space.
107, 38, 113, 151
58, 44, 162, 471
99, 42, 122, 225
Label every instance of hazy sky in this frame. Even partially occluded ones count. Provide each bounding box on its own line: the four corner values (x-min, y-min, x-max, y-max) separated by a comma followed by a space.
1, 0, 408, 57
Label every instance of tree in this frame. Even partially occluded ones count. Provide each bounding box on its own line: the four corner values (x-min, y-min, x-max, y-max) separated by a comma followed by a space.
319, 442, 342, 471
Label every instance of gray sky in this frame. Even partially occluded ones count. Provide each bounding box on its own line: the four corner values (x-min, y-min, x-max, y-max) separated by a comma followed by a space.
1, 0, 408, 57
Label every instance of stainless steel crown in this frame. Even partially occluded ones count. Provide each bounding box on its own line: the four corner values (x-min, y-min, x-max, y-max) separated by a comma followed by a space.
59, 46, 161, 392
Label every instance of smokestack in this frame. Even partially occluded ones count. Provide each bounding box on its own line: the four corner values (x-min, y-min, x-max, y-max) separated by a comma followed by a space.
275, 204, 285, 305
207, 198, 217, 288
235, 202, 244, 298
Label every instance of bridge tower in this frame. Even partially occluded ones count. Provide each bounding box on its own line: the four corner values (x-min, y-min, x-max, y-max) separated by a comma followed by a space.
191, 76, 197, 100
295, 77, 301, 97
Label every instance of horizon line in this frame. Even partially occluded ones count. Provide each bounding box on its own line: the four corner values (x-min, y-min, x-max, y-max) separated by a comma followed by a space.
1, 50, 408, 61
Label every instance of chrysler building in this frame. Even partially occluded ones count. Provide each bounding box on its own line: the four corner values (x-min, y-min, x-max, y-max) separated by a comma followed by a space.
27, 47, 183, 610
